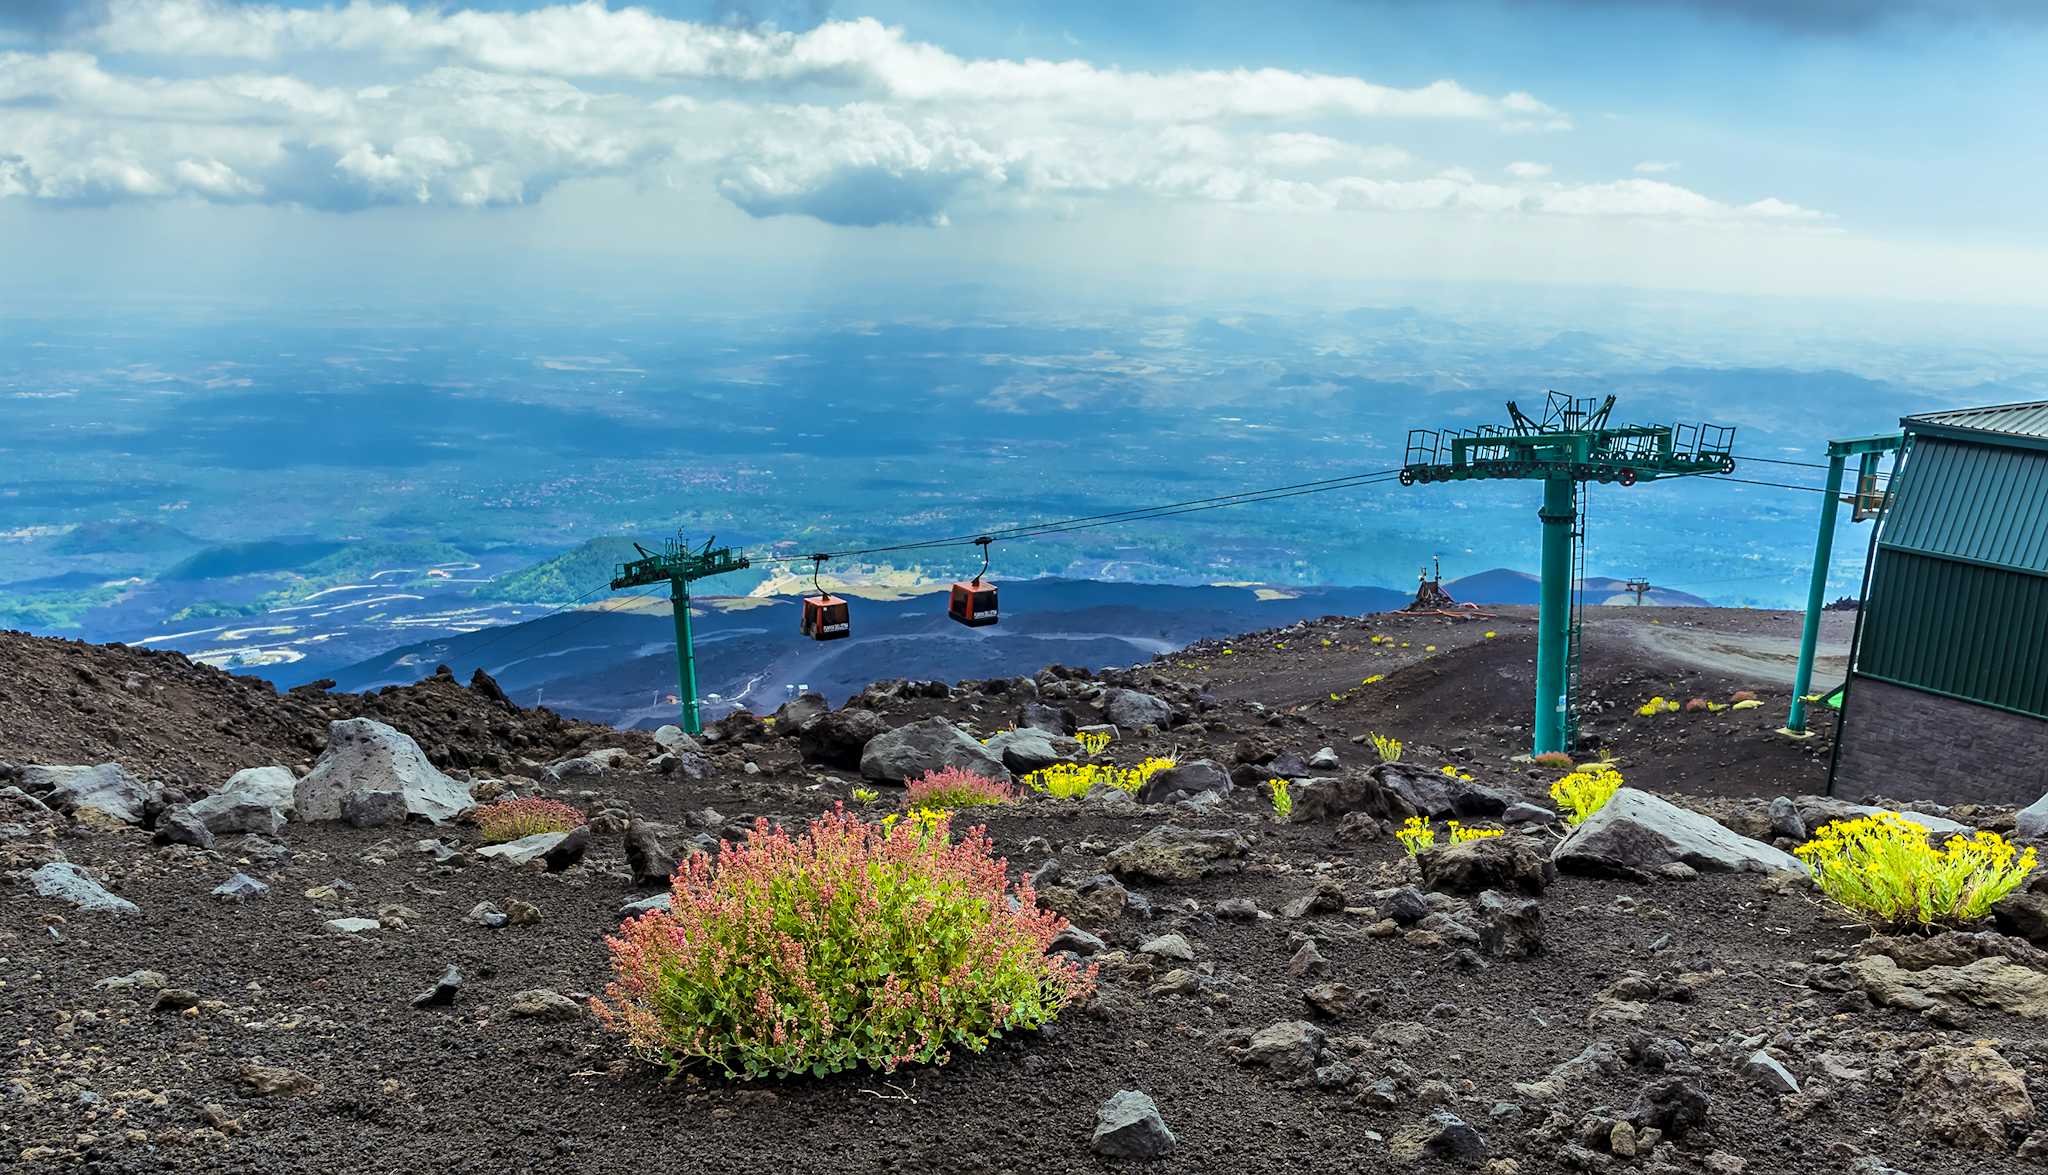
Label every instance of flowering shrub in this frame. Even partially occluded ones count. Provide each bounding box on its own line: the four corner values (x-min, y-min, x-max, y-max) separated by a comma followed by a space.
1684, 696, 1712, 713
904, 767, 1014, 809
1551, 766, 1624, 827
1370, 732, 1403, 763
1731, 690, 1759, 704
474, 797, 584, 844
1396, 816, 1436, 855
1530, 752, 1575, 772
1266, 778, 1293, 821
1796, 813, 2036, 930
1076, 730, 1113, 757
595, 807, 1093, 1079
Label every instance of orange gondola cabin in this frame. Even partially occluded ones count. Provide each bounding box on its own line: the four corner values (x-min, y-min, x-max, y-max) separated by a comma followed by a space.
948, 578, 998, 627
801, 593, 850, 641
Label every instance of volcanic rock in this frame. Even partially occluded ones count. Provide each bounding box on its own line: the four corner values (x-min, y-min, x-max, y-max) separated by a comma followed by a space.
1553, 788, 1802, 877
625, 818, 678, 888
1420, 836, 1556, 896
294, 718, 474, 825
797, 707, 889, 769
1136, 759, 1232, 805
1092, 1090, 1175, 1159
1102, 688, 1173, 730
28, 763, 156, 824
1897, 1042, 2034, 1151
1106, 824, 1252, 884
858, 716, 1009, 785
28, 861, 139, 914
186, 766, 295, 836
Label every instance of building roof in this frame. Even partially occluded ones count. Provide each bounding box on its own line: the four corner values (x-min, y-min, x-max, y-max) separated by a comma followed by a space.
1904, 400, 2048, 450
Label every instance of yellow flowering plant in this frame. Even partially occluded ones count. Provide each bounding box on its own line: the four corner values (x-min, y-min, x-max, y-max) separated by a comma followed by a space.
1370, 732, 1403, 763
1266, 778, 1293, 822
1395, 816, 1436, 855
1446, 821, 1503, 844
1796, 813, 2037, 930
1550, 766, 1624, 827
1076, 730, 1113, 757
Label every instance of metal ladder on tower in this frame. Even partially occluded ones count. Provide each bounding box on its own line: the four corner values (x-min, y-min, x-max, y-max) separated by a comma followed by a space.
1563, 479, 1589, 749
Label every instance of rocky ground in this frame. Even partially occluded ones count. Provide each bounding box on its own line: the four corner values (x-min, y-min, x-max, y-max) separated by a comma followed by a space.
3, 610, 2045, 1174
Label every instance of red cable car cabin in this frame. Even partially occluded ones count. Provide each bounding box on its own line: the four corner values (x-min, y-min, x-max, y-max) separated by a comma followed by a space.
801, 594, 850, 641
948, 579, 998, 627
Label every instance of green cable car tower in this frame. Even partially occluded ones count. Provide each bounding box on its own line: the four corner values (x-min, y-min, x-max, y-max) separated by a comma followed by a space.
610, 534, 751, 735
1399, 392, 1738, 756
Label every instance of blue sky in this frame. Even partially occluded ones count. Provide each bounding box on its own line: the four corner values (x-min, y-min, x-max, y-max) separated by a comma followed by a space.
3, 0, 2044, 312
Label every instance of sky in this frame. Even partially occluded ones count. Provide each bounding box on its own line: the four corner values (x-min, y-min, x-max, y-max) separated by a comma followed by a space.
3, 0, 2046, 312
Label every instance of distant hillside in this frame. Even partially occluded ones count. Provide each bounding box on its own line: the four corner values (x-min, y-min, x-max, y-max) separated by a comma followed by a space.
470, 537, 645, 604
161, 539, 348, 581
1447, 568, 1711, 608
50, 520, 201, 557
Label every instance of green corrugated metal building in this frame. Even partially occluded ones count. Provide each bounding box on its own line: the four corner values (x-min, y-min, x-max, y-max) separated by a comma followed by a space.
1831, 400, 2048, 805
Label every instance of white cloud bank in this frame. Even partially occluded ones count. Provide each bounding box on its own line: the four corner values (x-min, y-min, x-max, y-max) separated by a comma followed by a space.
0, 1, 1825, 231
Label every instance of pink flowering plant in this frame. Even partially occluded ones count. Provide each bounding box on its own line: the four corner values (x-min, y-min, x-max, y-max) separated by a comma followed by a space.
903, 765, 1015, 809
473, 797, 584, 844
594, 805, 1092, 1080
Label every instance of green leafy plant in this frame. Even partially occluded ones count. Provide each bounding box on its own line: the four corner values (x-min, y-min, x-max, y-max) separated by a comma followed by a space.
474, 797, 584, 844
1796, 813, 2037, 930
851, 786, 880, 804
1550, 766, 1624, 827
595, 807, 1092, 1079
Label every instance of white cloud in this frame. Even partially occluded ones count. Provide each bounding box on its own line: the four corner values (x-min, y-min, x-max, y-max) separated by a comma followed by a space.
1634, 160, 1680, 174
0, 2, 1826, 233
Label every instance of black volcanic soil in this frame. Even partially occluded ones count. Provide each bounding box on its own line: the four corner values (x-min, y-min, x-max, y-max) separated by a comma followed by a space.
2, 613, 2041, 1175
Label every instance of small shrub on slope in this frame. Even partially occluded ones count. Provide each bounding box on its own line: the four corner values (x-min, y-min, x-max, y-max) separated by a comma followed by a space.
1796, 813, 2036, 931
596, 807, 1093, 1080
904, 766, 1014, 809
474, 797, 584, 844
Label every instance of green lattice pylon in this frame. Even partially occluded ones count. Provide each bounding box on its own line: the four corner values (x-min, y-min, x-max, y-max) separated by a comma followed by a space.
1399, 392, 1738, 756
611, 534, 751, 734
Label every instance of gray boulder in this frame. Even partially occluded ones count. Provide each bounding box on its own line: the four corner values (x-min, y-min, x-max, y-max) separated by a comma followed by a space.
653, 726, 703, 755
798, 707, 889, 769
1092, 1090, 1175, 1159
1554, 788, 1803, 877
1308, 747, 1341, 770
294, 718, 473, 825
186, 766, 294, 836
340, 789, 408, 829
858, 716, 1009, 785
153, 807, 215, 849
773, 693, 830, 731
2020, 793, 2048, 841
625, 819, 678, 888
29, 862, 138, 914
1106, 824, 1251, 884
1137, 759, 1231, 805
1795, 796, 1971, 839
212, 872, 270, 902
477, 830, 571, 866
1102, 689, 1172, 731
982, 729, 1077, 774
547, 747, 637, 780
1016, 701, 1076, 735
1420, 837, 1556, 896
29, 763, 156, 824
1237, 1020, 1325, 1079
